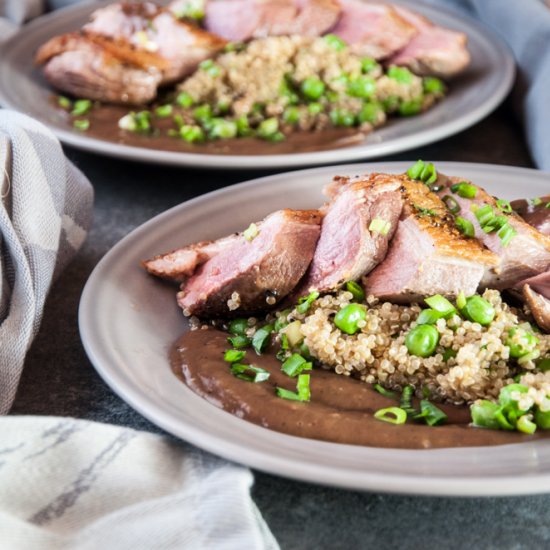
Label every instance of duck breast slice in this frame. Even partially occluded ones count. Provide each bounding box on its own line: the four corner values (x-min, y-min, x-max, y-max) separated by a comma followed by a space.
177, 209, 321, 317
296, 173, 403, 295
523, 284, 550, 334
364, 177, 499, 302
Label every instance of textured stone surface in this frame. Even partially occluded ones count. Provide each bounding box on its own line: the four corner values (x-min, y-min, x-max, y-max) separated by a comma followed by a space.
11, 105, 548, 549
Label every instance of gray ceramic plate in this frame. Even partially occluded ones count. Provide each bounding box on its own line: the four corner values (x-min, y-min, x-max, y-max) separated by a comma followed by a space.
79, 161, 550, 496
0, 1, 514, 169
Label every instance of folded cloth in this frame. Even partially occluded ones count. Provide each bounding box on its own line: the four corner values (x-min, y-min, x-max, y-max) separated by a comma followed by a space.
423, 0, 550, 171
0, 416, 279, 550
0, 111, 93, 413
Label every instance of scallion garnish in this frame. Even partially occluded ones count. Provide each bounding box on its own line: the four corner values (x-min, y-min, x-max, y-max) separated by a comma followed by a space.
455, 216, 475, 237
199, 59, 221, 77
252, 324, 274, 354
227, 335, 251, 349
400, 385, 416, 415
406, 160, 437, 185
424, 294, 456, 317
276, 373, 311, 402
497, 223, 517, 247
228, 318, 248, 336
416, 309, 443, 325
57, 95, 72, 110
442, 195, 460, 214
496, 199, 512, 213
243, 222, 260, 241
176, 91, 194, 108
456, 290, 467, 310
296, 291, 319, 314
281, 353, 311, 377
413, 400, 448, 426
474, 204, 494, 226
450, 181, 477, 199
346, 280, 365, 302
155, 104, 173, 117
442, 348, 457, 362
374, 383, 397, 399
230, 363, 270, 383
414, 204, 437, 217
369, 217, 391, 235
531, 197, 543, 206
274, 309, 291, 332
481, 215, 507, 233
71, 99, 92, 116
224, 349, 246, 363
73, 119, 90, 131
374, 407, 407, 425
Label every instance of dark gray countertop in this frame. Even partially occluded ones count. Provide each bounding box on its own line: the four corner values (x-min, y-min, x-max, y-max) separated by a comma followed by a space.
11, 104, 550, 549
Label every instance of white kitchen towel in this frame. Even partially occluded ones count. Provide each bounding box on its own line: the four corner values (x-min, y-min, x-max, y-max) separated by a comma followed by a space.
0, 111, 93, 413
0, 416, 279, 550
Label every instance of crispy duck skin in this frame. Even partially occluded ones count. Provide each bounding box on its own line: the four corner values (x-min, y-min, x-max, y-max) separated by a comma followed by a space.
436, 175, 550, 290
364, 175, 499, 302
296, 173, 403, 296
176, 209, 322, 317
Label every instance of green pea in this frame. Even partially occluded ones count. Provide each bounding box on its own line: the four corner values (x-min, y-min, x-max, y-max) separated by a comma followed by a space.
329, 108, 355, 127
470, 400, 501, 429
308, 102, 323, 115
387, 66, 413, 84
506, 327, 539, 358
405, 324, 439, 358
209, 118, 237, 139
283, 106, 301, 124
179, 124, 205, 143
358, 102, 383, 124
535, 407, 550, 429
193, 104, 213, 123
334, 304, 367, 335
228, 318, 248, 336
399, 98, 423, 116
361, 57, 379, 73
176, 91, 194, 108
382, 95, 400, 112
236, 115, 252, 137
460, 295, 495, 326
71, 99, 92, 116
155, 104, 173, 117
257, 117, 279, 138
301, 77, 325, 101
423, 77, 445, 94
323, 33, 347, 51
517, 415, 537, 435
347, 76, 376, 98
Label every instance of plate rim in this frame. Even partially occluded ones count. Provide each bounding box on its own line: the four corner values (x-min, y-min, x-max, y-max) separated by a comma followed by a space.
0, 0, 516, 169
79, 161, 550, 497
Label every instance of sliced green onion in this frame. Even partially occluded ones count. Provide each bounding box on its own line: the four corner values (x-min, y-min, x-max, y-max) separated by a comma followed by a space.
296, 291, 319, 314
374, 407, 407, 425
456, 290, 467, 310
442, 195, 460, 214
179, 124, 205, 143
227, 335, 251, 349
73, 119, 89, 131
57, 95, 72, 109
297, 373, 311, 401
374, 384, 397, 399
155, 104, 173, 117
425, 294, 457, 317
275, 387, 302, 401
420, 162, 438, 185
496, 199, 512, 213
481, 215, 508, 233
224, 349, 246, 363
346, 280, 365, 302
417, 309, 444, 325
193, 104, 213, 123
497, 223, 517, 247
407, 160, 425, 180
274, 309, 291, 332
257, 117, 279, 139
281, 353, 308, 377
414, 400, 448, 426
176, 91, 194, 108
517, 414, 537, 435
243, 222, 260, 241
474, 204, 494, 226
230, 363, 270, 383
334, 303, 367, 335
368, 217, 391, 235
455, 216, 475, 237
252, 324, 274, 354
535, 407, 550, 429
537, 358, 550, 372
209, 118, 237, 139
531, 197, 543, 206
71, 99, 92, 116
451, 181, 477, 198
323, 33, 346, 50
517, 349, 541, 365
400, 385, 415, 414
442, 348, 457, 362
228, 318, 248, 335
471, 399, 501, 429
300, 342, 311, 360
236, 115, 252, 137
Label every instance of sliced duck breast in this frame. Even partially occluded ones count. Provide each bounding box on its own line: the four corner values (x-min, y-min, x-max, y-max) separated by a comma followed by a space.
523, 284, 550, 334
177, 209, 321, 317
516, 271, 550, 301
331, 0, 417, 59
364, 176, 499, 302
35, 33, 162, 104
389, 6, 470, 77
437, 177, 550, 290
296, 173, 403, 295
142, 234, 239, 283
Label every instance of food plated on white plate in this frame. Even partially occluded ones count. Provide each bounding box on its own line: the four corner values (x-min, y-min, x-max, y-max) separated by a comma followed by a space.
144, 161, 550, 449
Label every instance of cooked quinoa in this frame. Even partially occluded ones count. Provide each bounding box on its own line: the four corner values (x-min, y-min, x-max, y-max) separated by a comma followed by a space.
275, 289, 550, 406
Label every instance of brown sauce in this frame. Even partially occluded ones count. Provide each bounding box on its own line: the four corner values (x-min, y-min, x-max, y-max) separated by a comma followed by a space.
512, 195, 550, 236
69, 103, 366, 155
170, 328, 542, 449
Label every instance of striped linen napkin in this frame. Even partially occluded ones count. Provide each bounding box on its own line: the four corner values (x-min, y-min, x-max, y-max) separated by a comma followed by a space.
0, 416, 279, 550
0, 111, 93, 413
